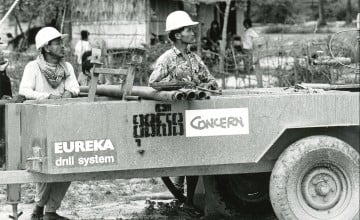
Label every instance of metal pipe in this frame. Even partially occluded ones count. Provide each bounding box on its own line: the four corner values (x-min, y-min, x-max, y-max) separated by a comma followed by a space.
195, 86, 222, 95
124, 96, 141, 101
195, 90, 207, 99
204, 92, 211, 99
80, 85, 185, 101
179, 88, 196, 100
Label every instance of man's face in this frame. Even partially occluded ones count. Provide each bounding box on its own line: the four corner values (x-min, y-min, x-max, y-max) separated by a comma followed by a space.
45, 38, 65, 58
177, 27, 196, 44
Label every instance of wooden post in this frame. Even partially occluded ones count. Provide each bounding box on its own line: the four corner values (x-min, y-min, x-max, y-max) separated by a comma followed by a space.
88, 64, 100, 102
5, 104, 22, 219
145, 0, 151, 45
63, 0, 72, 42
235, 0, 246, 37
122, 65, 135, 100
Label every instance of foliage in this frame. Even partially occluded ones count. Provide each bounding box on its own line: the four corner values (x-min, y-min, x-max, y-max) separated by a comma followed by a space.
262, 24, 334, 34
251, 0, 294, 24
250, 0, 357, 24
3, 0, 66, 28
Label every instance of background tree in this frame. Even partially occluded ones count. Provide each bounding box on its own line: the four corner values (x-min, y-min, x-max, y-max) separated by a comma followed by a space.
245, 0, 251, 19
345, 0, 352, 24
219, 0, 231, 89
2, 0, 67, 50
251, 0, 294, 24
317, 0, 327, 26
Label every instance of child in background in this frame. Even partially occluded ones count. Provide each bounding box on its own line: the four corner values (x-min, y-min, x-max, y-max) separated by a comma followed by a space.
77, 51, 93, 86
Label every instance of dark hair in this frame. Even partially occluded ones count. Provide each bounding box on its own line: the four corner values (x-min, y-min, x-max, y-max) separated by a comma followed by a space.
80, 30, 89, 40
211, 20, 219, 28
82, 51, 92, 73
168, 27, 185, 42
233, 35, 241, 41
243, 19, 252, 28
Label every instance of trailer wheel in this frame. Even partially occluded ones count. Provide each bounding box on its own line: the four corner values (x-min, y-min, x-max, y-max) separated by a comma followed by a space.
161, 177, 187, 203
215, 173, 272, 213
270, 135, 359, 220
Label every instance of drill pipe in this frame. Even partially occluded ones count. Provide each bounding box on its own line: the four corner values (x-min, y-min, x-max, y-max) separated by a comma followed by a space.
178, 88, 196, 100
195, 90, 207, 99
79, 85, 184, 101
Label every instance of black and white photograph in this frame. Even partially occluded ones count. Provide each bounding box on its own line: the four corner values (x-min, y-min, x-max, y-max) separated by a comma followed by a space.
0, 0, 359, 219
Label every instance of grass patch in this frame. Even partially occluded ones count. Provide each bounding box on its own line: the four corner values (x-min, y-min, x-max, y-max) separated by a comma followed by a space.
262, 24, 335, 34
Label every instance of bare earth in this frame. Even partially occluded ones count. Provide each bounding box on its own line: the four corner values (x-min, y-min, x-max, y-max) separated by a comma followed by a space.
0, 178, 277, 220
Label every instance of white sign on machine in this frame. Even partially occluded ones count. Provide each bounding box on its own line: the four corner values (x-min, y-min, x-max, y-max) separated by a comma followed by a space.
185, 108, 249, 137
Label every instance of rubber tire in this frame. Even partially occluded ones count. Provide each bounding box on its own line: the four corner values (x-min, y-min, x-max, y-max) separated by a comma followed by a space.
215, 173, 273, 213
270, 135, 359, 220
161, 177, 187, 203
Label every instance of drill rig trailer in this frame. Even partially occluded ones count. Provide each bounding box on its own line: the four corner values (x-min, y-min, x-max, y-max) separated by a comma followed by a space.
0, 87, 359, 220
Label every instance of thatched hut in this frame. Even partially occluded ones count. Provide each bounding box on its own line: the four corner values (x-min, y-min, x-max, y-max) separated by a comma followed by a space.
71, 0, 246, 49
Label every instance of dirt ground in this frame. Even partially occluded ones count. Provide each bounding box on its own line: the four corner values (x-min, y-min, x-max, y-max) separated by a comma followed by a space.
0, 178, 278, 220
0, 178, 178, 220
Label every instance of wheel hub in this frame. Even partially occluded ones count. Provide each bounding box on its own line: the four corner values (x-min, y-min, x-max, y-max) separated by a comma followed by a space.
302, 167, 343, 210
315, 181, 331, 197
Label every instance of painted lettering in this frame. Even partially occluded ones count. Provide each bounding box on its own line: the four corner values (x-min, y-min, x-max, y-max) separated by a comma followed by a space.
54, 139, 115, 154
78, 155, 115, 167
190, 116, 244, 130
133, 112, 184, 138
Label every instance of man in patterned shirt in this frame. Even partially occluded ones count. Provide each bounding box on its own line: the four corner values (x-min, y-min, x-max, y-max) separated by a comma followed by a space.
149, 11, 218, 214
149, 11, 218, 90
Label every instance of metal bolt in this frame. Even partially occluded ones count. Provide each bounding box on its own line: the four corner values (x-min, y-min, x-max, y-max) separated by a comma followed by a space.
312, 178, 319, 185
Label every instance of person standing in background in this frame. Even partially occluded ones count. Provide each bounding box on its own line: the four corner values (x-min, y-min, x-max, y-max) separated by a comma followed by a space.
242, 18, 263, 87
0, 48, 11, 169
0, 49, 12, 99
74, 30, 91, 78
206, 20, 221, 53
77, 51, 92, 86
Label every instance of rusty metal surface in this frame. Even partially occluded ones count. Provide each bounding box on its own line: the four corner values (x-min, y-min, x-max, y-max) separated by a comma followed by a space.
15, 90, 359, 175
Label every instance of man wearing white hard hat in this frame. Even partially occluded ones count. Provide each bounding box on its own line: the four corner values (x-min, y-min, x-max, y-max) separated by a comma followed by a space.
19, 26, 79, 220
149, 11, 218, 90
149, 11, 218, 215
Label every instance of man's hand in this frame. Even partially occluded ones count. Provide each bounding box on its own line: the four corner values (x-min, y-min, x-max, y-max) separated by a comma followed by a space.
0, 61, 9, 71
198, 82, 216, 90
48, 94, 61, 99
62, 91, 72, 98
1, 95, 11, 100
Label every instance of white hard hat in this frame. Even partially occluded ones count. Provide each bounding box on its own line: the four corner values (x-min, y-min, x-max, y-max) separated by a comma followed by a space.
35, 27, 68, 50
165, 11, 198, 32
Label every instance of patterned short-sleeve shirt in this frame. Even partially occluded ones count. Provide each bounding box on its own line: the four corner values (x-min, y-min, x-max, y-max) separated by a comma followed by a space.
149, 47, 217, 87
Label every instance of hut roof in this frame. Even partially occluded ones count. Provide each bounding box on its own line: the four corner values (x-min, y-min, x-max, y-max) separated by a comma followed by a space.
72, 0, 145, 23
175, 0, 246, 5
176, 0, 230, 3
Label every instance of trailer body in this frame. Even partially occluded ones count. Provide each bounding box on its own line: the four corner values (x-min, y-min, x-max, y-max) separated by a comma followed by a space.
0, 88, 359, 220
12, 89, 359, 175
